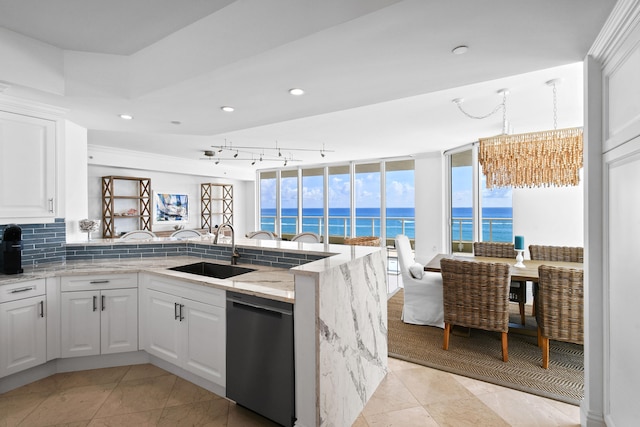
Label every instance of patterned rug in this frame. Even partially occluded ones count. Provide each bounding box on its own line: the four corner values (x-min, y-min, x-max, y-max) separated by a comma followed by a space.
387, 289, 584, 404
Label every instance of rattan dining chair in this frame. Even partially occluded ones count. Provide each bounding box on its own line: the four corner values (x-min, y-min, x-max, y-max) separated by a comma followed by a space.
536, 265, 584, 369
529, 245, 583, 316
473, 242, 527, 325
529, 245, 583, 262
440, 258, 512, 362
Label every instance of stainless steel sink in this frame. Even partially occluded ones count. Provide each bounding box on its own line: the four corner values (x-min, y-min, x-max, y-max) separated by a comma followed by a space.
168, 262, 255, 279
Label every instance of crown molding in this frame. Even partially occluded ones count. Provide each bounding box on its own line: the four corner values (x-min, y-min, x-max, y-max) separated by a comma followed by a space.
0, 93, 69, 118
589, 0, 640, 64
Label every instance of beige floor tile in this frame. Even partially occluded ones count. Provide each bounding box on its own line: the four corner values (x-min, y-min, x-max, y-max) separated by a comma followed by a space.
94, 375, 176, 418
477, 389, 580, 427
361, 372, 420, 416
157, 399, 229, 426
0, 375, 60, 398
120, 364, 172, 382
87, 409, 163, 426
49, 421, 91, 427
545, 398, 581, 421
394, 365, 475, 405
365, 406, 439, 427
52, 366, 130, 391
425, 396, 510, 427
0, 391, 49, 426
19, 383, 117, 427
226, 403, 280, 426
451, 372, 512, 396
352, 415, 370, 426
387, 357, 421, 372
165, 377, 221, 408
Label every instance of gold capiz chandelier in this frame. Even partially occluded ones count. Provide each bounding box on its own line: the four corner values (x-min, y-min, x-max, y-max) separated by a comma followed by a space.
478, 127, 583, 189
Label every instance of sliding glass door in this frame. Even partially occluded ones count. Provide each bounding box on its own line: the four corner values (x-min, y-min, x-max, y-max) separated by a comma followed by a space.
446, 144, 513, 253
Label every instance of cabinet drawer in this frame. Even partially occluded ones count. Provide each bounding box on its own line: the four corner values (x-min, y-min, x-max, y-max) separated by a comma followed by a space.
60, 273, 138, 292
0, 279, 46, 303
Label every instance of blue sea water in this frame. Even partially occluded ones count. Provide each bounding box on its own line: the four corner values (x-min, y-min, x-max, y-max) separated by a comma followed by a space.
261, 207, 415, 238
261, 207, 512, 242
452, 207, 513, 243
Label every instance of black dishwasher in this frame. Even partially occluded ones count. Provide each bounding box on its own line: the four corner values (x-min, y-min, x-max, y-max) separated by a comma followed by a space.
226, 291, 295, 427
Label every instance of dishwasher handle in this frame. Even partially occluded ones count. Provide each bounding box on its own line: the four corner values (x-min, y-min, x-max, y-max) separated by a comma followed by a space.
228, 297, 292, 317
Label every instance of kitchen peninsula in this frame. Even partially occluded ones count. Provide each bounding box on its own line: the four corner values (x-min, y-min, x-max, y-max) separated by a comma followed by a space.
0, 236, 388, 427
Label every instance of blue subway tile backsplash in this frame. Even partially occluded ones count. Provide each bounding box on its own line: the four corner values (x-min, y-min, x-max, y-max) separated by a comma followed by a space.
2, 219, 328, 269
0, 218, 66, 267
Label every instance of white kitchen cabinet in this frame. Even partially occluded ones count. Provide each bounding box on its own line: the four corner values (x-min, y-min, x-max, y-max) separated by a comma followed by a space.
140, 275, 225, 387
60, 274, 138, 358
0, 110, 56, 220
0, 279, 47, 378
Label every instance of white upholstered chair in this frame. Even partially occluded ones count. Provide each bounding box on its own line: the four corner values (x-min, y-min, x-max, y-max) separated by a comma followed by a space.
291, 232, 322, 243
119, 230, 157, 240
395, 234, 444, 328
170, 229, 203, 239
247, 230, 276, 240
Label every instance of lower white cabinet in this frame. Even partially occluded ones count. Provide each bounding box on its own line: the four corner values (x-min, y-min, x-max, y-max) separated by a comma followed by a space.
60, 274, 138, 358
140, 275, 225, 387
0, 279, 47, 378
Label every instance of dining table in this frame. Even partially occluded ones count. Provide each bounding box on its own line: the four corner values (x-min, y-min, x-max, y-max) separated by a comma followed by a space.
424, 253, 583, 282
424, 253, 584, 333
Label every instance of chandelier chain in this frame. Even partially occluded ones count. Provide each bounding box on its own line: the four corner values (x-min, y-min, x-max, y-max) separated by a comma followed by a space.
454, 100, 503, 120
552, 83, 558, 130
502, 91, 508, 134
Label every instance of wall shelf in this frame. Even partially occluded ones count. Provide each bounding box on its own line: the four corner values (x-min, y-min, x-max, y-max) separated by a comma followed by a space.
201, 184, 233, 232
102, 176, 152, 238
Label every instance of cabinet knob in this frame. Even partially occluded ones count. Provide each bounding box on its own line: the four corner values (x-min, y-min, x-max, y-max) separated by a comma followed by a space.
48, 198, 54, 213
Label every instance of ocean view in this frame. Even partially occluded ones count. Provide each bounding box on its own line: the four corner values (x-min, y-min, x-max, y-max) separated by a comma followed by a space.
452, 207, 513, 243
261, 207, 415, 238
260, 206, 513, 242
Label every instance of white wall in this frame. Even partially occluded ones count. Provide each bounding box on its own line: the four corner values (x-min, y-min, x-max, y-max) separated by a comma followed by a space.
87, 145, 254, 239
413, 153, 445, 264
512, 175, 584, 258
63, 121, 89, 241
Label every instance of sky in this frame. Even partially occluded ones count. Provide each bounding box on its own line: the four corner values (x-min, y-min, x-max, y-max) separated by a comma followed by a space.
261, 169, 416, 211
451, 166, 512, 208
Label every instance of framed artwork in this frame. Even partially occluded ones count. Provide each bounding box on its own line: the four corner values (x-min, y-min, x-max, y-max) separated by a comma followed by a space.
154, 192, 189, 223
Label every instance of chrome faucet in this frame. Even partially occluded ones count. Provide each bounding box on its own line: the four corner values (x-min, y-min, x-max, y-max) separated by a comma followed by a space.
213, 222, 239, 265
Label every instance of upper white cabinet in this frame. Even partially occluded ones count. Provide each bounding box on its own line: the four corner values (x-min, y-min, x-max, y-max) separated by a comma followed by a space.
0, 110, 56, 220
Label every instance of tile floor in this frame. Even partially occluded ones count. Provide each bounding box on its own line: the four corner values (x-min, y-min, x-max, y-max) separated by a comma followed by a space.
0, 359, 580, 426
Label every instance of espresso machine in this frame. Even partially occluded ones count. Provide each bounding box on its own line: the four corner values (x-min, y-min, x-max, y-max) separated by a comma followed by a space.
1, 224, 24, 274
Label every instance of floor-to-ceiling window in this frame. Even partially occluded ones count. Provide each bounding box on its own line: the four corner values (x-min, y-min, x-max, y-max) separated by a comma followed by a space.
302, 168, 324, 236
280, 169, 298, 236
354, 163, 381, 237
385, 160, 415, 245
446, 145, 513, 253
328, 165, 350, 241
257, 157, 414, 244
259, 171, 277, 233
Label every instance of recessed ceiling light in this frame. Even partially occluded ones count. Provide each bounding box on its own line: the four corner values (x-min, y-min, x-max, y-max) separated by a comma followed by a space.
451, 45, 469, 55
119, 114, 133, 120
221, 106, 234, 112
288, 88, 305, 96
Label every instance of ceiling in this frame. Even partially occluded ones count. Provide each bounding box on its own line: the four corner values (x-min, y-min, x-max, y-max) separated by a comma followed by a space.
0, 0, 616, 176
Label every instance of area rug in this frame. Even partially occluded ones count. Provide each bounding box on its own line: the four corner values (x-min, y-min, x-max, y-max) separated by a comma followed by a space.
387, 289, 584, 405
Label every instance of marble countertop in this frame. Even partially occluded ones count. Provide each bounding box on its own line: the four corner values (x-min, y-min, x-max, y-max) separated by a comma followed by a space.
0, 237, 383, 303
0, 256, 295, 303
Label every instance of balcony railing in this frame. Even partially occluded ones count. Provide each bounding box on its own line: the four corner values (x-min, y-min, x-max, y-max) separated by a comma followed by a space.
261, 215, 415, 239
451, 216, 513, 252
